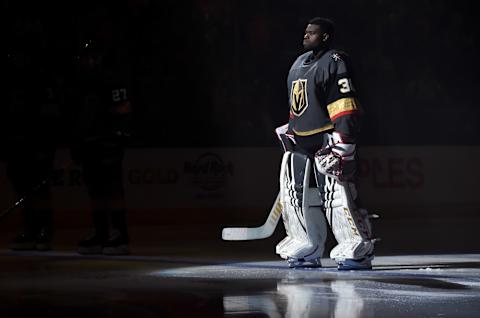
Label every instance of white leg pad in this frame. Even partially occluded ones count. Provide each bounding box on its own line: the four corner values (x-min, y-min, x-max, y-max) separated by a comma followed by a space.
322, 176, 374, 261
276, 152, 327, 262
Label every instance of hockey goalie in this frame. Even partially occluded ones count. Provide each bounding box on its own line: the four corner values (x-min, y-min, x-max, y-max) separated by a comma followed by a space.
275, 17, 376, 270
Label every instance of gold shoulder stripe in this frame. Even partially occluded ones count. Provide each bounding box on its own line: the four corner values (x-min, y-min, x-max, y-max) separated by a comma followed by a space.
327, 98, 360, 120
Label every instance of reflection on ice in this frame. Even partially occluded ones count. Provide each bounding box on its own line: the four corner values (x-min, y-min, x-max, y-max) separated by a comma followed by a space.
330, 281, 368, 318
149, 255, 480, 318
276, 282, 332, 318
224, 277, 368, 318
223, 295, 282, 318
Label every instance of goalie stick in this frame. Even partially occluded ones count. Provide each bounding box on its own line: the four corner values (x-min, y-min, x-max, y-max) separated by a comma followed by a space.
0, 177, 49, 222
221, 184, 380, 241
222, 192, 283, 240
221, 128, 293, 241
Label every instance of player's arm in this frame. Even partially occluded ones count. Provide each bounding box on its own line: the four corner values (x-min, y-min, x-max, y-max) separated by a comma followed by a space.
316, 54, 362, 180
325, 54, 362, 143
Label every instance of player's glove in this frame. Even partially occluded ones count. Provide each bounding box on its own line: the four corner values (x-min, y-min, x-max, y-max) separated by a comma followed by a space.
314, 132, 356, 181
275, 123, 296, 152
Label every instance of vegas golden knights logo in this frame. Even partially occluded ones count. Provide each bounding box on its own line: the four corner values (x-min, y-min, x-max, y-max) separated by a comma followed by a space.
290, 79, 308, 116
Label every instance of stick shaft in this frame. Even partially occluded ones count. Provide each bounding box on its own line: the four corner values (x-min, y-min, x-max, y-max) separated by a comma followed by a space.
222, 193, 282, 240
0, 178, 49, 222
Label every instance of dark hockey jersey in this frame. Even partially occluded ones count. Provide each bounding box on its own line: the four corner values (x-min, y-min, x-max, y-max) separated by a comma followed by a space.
287, 49, 362, 141
70, 69, 132, 140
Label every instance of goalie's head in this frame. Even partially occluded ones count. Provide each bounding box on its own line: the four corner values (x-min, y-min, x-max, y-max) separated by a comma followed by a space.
303, 17, 335, 51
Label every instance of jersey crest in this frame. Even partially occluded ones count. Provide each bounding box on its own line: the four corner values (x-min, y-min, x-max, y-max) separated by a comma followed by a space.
290, 79, 309, 116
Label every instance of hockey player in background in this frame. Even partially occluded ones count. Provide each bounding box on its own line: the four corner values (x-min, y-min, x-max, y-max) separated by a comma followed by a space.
275, 17, 376, 270
70, 37, 133, 255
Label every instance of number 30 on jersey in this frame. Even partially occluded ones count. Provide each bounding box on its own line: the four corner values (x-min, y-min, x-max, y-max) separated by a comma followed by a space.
338, 78, 355, 94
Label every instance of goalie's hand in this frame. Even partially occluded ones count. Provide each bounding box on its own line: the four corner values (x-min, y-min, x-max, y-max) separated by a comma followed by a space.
275, 123, 296, 152
314, 132, 356, 181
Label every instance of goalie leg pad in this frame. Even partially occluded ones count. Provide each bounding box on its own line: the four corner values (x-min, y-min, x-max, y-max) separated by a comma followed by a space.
317, 172, 375, 262
276, 151, 327, 263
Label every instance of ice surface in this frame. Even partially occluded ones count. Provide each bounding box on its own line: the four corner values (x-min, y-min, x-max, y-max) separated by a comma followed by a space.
1, 251, 479, 317
151, 254, 480, 318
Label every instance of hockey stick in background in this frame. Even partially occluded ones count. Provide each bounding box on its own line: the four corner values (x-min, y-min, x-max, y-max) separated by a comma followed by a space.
222, 192, 283, 240
0, 177, 49, 222
0, 132, 133, 224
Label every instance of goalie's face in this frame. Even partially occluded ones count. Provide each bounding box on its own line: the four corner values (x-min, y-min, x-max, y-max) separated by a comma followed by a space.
303, 24, 325, 50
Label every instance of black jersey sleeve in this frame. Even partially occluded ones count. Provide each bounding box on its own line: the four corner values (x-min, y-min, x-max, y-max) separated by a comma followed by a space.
325, 52, 363, 142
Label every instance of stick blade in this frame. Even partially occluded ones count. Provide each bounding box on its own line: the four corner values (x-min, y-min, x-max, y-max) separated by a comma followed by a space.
222, 227, 270, 241
221, 192, 282, 241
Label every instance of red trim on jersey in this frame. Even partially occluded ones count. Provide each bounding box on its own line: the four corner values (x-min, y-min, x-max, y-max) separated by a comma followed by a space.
331, 110, 357, 121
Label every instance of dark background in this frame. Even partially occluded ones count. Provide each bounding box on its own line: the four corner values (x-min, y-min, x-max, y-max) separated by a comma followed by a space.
1, 0, 480, 256
1, 3, 480, 316
2, 0, 479, 148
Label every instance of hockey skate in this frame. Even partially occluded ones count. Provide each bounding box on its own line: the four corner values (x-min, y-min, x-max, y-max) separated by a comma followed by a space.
287, 257, 322, 269
77, 232, 107, 255
35, 228, 52, 251
336, 254, 373, 270
10, 232, 36, 251
10, 228, 52, 251
102, 230, 130, 255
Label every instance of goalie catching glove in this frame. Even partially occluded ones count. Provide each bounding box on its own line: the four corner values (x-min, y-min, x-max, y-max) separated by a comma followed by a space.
315, 132, 356, 181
